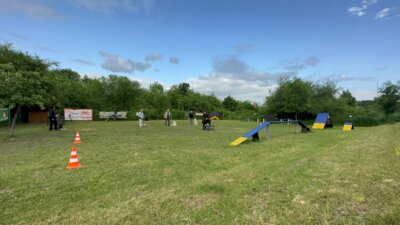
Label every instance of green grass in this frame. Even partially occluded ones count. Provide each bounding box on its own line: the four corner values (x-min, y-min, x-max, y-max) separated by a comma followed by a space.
1, 120, 400, 225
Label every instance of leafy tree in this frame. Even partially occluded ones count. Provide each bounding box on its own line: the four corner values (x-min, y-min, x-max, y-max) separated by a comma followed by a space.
144, 82, 169, 119
265, 77, 312, 119
167, 85, 184, 110
310, 80, 341, 116
177, 82, 191, 96
82, 76, 107, 110
48, 69, 86, 108
223, 95, 238, 111
339, 90, 356, 107
0, 44, 54, 137
101, 75, 141, 113
376, 81, 400, 114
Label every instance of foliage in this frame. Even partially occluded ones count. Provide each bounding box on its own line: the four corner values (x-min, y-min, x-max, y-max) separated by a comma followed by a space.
376, 81, 400, 115
1, 43, 400, 129
222, 95, 238, 111
265, 77, 313, 118
0, 44, 54, 136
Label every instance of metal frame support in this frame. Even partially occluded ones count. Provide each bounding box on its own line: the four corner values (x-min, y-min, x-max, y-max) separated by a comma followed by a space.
265, 126, 270, 140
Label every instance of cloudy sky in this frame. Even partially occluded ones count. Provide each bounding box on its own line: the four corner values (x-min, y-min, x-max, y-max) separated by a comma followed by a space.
1, 0, 399, 103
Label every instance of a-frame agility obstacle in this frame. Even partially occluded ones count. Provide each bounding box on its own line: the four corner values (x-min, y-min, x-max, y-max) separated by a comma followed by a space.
343, 121, 354, 131
312, 113, 333, 129
230, 120, 310, 146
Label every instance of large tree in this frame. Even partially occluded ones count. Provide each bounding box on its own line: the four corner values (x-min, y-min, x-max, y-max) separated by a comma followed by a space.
310, 80, 341, 115
0, 44, 54, 137
222, 95, 238, 111
101, 75, 141, 112
265, 77, 312, 119
376, 81, 400, 114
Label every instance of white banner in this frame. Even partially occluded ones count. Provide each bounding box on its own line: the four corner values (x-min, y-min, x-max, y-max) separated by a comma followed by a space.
64, 108, 93, 121
99, 112, 127, 119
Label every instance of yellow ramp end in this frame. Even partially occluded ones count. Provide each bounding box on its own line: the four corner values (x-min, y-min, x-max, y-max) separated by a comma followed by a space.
230, 137, 248, 146
312, 123, 325, 129
343, 125, 352, 131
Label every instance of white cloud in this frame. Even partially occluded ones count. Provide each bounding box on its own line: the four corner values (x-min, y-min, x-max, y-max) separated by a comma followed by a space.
99, 51, 151, 73
362, 0, 378, 6
186, 56, 291, 103
348, 6, 366, 17
71, 0, 155, 14
348, 0, 378, 17
375, 8, 391, 19
188, 73, 277, 103
350, 89, 377, 100
324, 74, 375, 82
0, 0, 63, 20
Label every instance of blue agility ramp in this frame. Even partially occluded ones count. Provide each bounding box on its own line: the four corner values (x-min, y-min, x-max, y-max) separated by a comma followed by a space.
312, 113, 333, 129
230, 122, 270, 146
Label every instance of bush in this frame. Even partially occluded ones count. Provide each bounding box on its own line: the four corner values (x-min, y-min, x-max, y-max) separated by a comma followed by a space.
170, 109, 187, 120
388, 112, 400, 123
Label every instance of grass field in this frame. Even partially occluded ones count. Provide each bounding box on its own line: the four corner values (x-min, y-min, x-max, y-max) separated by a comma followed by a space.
1, 120, 400, 225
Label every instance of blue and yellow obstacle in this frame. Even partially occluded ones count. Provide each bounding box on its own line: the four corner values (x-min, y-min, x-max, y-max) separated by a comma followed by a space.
210, 112, 220, 120
343, 121, 353, 131
230, 122, 270, 146
312, 113, 333, 129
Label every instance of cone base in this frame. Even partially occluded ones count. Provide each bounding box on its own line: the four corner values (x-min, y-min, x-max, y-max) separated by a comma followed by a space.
73, 141, 82, 144
66, 164, 81, 169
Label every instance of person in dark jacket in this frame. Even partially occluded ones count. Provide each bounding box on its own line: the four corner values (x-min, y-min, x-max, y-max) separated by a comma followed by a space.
202, 112, 211, 126
48, 107, 58, 131
188, 111, 194, 125
164, 109, 171, 126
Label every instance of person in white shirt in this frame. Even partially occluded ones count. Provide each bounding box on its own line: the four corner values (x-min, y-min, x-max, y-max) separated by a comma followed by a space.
136, 109, 144, 127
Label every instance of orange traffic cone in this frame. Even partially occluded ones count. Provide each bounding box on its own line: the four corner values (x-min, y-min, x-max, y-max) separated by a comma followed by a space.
66, 146, 81, 169
73, 131, 82, 144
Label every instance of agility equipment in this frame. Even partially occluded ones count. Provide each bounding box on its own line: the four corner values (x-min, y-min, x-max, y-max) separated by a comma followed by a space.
297, 121, 311, 133
230, 122, 271, 146
312, 113, 333, 129
210, 112, 220, 120
73, 131, 82, 144
66, 146, 81, 169
343, 121, 353, 131
230, 120, 310, 146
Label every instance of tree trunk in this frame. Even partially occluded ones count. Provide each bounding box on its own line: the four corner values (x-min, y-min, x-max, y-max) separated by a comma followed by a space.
9, 104, 21, 138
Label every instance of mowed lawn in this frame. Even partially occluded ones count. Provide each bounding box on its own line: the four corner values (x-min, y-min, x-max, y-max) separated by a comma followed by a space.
1, 120, 400, 225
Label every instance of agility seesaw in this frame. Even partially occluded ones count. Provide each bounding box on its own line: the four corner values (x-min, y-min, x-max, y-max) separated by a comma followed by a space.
229, 120, 310, 146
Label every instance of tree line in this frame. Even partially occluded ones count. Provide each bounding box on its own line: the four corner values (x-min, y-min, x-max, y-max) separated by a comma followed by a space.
263, 76, 400, 126
1, 44, 399, 136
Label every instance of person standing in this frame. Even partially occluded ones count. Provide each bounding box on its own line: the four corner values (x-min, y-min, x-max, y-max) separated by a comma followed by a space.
164, 109, 171, 126
188, 111, 194, 125
137, 109, 144, 127
202, 112, 211, 126
48, 107, 58, 131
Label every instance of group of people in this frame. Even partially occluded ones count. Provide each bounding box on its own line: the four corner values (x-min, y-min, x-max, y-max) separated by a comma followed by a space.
135, 109, 211, 127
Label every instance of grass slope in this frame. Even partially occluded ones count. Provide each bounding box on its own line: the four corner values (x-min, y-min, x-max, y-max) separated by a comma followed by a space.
1, 120, 400, 224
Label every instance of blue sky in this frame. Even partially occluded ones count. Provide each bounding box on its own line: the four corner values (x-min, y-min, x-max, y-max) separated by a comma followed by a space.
0, 0, 399, 103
